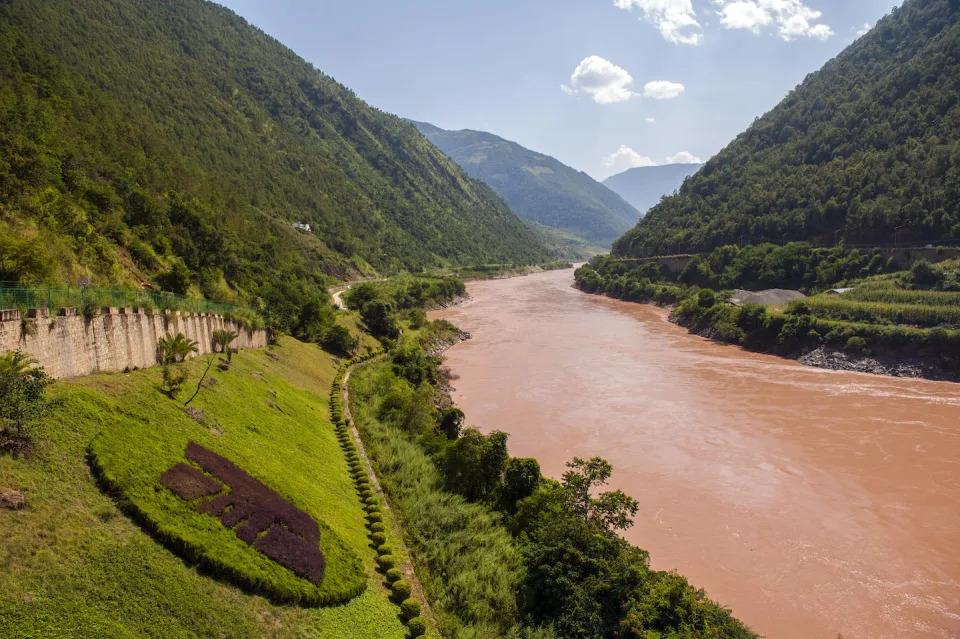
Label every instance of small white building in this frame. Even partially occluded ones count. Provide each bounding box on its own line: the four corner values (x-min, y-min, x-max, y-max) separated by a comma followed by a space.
293, 222, 312, 233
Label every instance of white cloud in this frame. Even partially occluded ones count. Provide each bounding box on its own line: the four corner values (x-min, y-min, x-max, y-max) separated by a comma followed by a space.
604, 145, 658, 171
666, 151, 703, 163
715, 0, 833, 41
614, 0, 703, 46
643, 80, 686, 100
645, 117, 657, 123
604, 146, 703, 173
562, 56, 635, 104
855, 22, 872, 37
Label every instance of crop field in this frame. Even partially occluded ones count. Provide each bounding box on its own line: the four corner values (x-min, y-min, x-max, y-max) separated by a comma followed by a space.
799, 296, 960, 327
840, 287, 960, 307
0, 337, 406, 639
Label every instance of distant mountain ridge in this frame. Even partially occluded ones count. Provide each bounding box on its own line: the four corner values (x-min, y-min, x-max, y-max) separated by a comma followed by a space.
614, 0, 960, 258
602, 163, 701, 217
413, 121, 639, 249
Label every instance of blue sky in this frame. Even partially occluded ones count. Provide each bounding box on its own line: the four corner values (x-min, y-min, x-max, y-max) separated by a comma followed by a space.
217, 0, 903, 180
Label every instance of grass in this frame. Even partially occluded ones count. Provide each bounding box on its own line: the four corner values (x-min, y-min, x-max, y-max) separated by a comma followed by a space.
349, 360, 524, 638
0, 337, 406, 638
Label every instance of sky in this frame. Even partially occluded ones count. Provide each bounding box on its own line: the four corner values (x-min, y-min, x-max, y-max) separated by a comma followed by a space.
216, 0, 903, 180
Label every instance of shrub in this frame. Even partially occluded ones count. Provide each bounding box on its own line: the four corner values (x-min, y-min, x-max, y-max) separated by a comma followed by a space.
370, 521, 385, 533
390, 578, 411, 602
377, 554, 396, 570
845, 336, 868, 354
400, 598, 421, 621
370, 532, 387, 546
0, 350, 52, 454
377, 544, 393, 556
385, 567, 403, 583
406, 616, 426, 637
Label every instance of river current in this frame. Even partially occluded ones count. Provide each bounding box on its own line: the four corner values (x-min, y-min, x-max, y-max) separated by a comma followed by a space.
431, 267, 960, 639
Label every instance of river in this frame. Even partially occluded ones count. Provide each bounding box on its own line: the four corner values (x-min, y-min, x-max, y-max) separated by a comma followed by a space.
430, 267, 960, 639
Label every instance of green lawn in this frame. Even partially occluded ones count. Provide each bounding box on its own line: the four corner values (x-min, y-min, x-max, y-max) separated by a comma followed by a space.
0, 337, 406, 638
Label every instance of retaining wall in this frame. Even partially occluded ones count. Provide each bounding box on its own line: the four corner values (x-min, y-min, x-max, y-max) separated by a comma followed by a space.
0, 307, 268, 379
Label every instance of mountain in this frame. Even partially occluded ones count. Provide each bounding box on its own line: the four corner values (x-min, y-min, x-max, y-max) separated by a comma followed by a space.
614, 0, 960, 258
0, 0, 549, 319
602, 163, 701, 217
413, 121, 638, 251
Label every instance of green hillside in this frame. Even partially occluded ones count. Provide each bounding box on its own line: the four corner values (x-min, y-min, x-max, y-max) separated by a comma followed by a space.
0, 0, 548, 318
413, 121, 638, 249
0, 337, 408, 639
614, 0, 960, 258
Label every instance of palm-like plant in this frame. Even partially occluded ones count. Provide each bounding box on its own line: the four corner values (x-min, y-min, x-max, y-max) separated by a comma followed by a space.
156, 334, 199, 364
0, 350, 37, 379
211, 329, 239, 361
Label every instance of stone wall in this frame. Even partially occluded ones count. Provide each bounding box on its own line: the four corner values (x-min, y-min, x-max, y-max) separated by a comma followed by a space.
0, 307, 268, 379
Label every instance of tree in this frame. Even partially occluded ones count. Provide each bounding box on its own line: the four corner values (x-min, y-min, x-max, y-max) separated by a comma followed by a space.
157, 333, 198, 398
500, 457, 541, 512
442, 428, 509, 502
320, 324, 358, 356
561, 456, 639, 532
361, 300, 400, 339
0, 350, 51, 454
437, 407, 464, 440
211, 329, 238, 361
157, 333, 199, 364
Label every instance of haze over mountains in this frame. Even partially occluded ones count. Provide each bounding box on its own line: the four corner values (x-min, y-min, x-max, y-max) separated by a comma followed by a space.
602, 163, 701, 218
0, 0, 548, 320
615, 0, 960, 258
413, 121, 639, 252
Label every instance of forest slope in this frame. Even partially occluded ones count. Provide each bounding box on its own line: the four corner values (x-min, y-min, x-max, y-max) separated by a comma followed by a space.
614, 0, 960, 257
0, 0, 548, 311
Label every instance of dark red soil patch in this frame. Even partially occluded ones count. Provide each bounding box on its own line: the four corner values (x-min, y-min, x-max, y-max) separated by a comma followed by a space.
160, 442, 325, 585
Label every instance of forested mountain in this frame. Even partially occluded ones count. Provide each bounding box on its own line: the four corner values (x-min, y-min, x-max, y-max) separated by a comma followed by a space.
602, 163, 701, 216
614, 0, 960, 258
0, 0, 548, 313
413, 121, 638, 249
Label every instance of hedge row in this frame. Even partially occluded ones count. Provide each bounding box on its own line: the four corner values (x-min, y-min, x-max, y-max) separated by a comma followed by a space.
329, 352, 426, 638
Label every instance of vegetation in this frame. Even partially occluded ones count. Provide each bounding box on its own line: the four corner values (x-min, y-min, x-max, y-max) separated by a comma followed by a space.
211, 329, 239, 361
0, 350, 51, 455
576, 254, 960, 376
0, 338, 407, 637
614, 0, 960, 257
413, 121, 638, 248
349, 315, 757, 638
0, 0, 547, 335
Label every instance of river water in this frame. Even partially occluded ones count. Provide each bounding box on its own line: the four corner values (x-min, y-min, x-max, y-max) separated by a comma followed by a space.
431, 268, 960, 639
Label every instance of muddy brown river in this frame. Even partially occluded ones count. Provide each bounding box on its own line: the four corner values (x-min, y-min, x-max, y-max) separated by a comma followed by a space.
431, 268, 960, 639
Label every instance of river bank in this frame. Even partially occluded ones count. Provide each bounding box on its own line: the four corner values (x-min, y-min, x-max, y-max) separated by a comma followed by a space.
432, 267, 960, 639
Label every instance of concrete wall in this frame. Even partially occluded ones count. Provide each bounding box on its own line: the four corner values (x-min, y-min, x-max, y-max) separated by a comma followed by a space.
0, 307, 268, 379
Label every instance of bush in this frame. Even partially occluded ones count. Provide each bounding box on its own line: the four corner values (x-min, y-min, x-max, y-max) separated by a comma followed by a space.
406, 617, 426, 637
390, 579, 411, 602
385, 567, 403, 583
370, 532, 387, 546
377, 554, 396, 570
400, 598, 421, 621
370, 521, 385, 533
377, 544, 393, 556
845, 336, 868, 353
910, 260, 943, 288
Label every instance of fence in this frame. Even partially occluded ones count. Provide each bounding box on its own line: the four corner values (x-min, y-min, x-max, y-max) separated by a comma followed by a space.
0, 282, 241, 316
